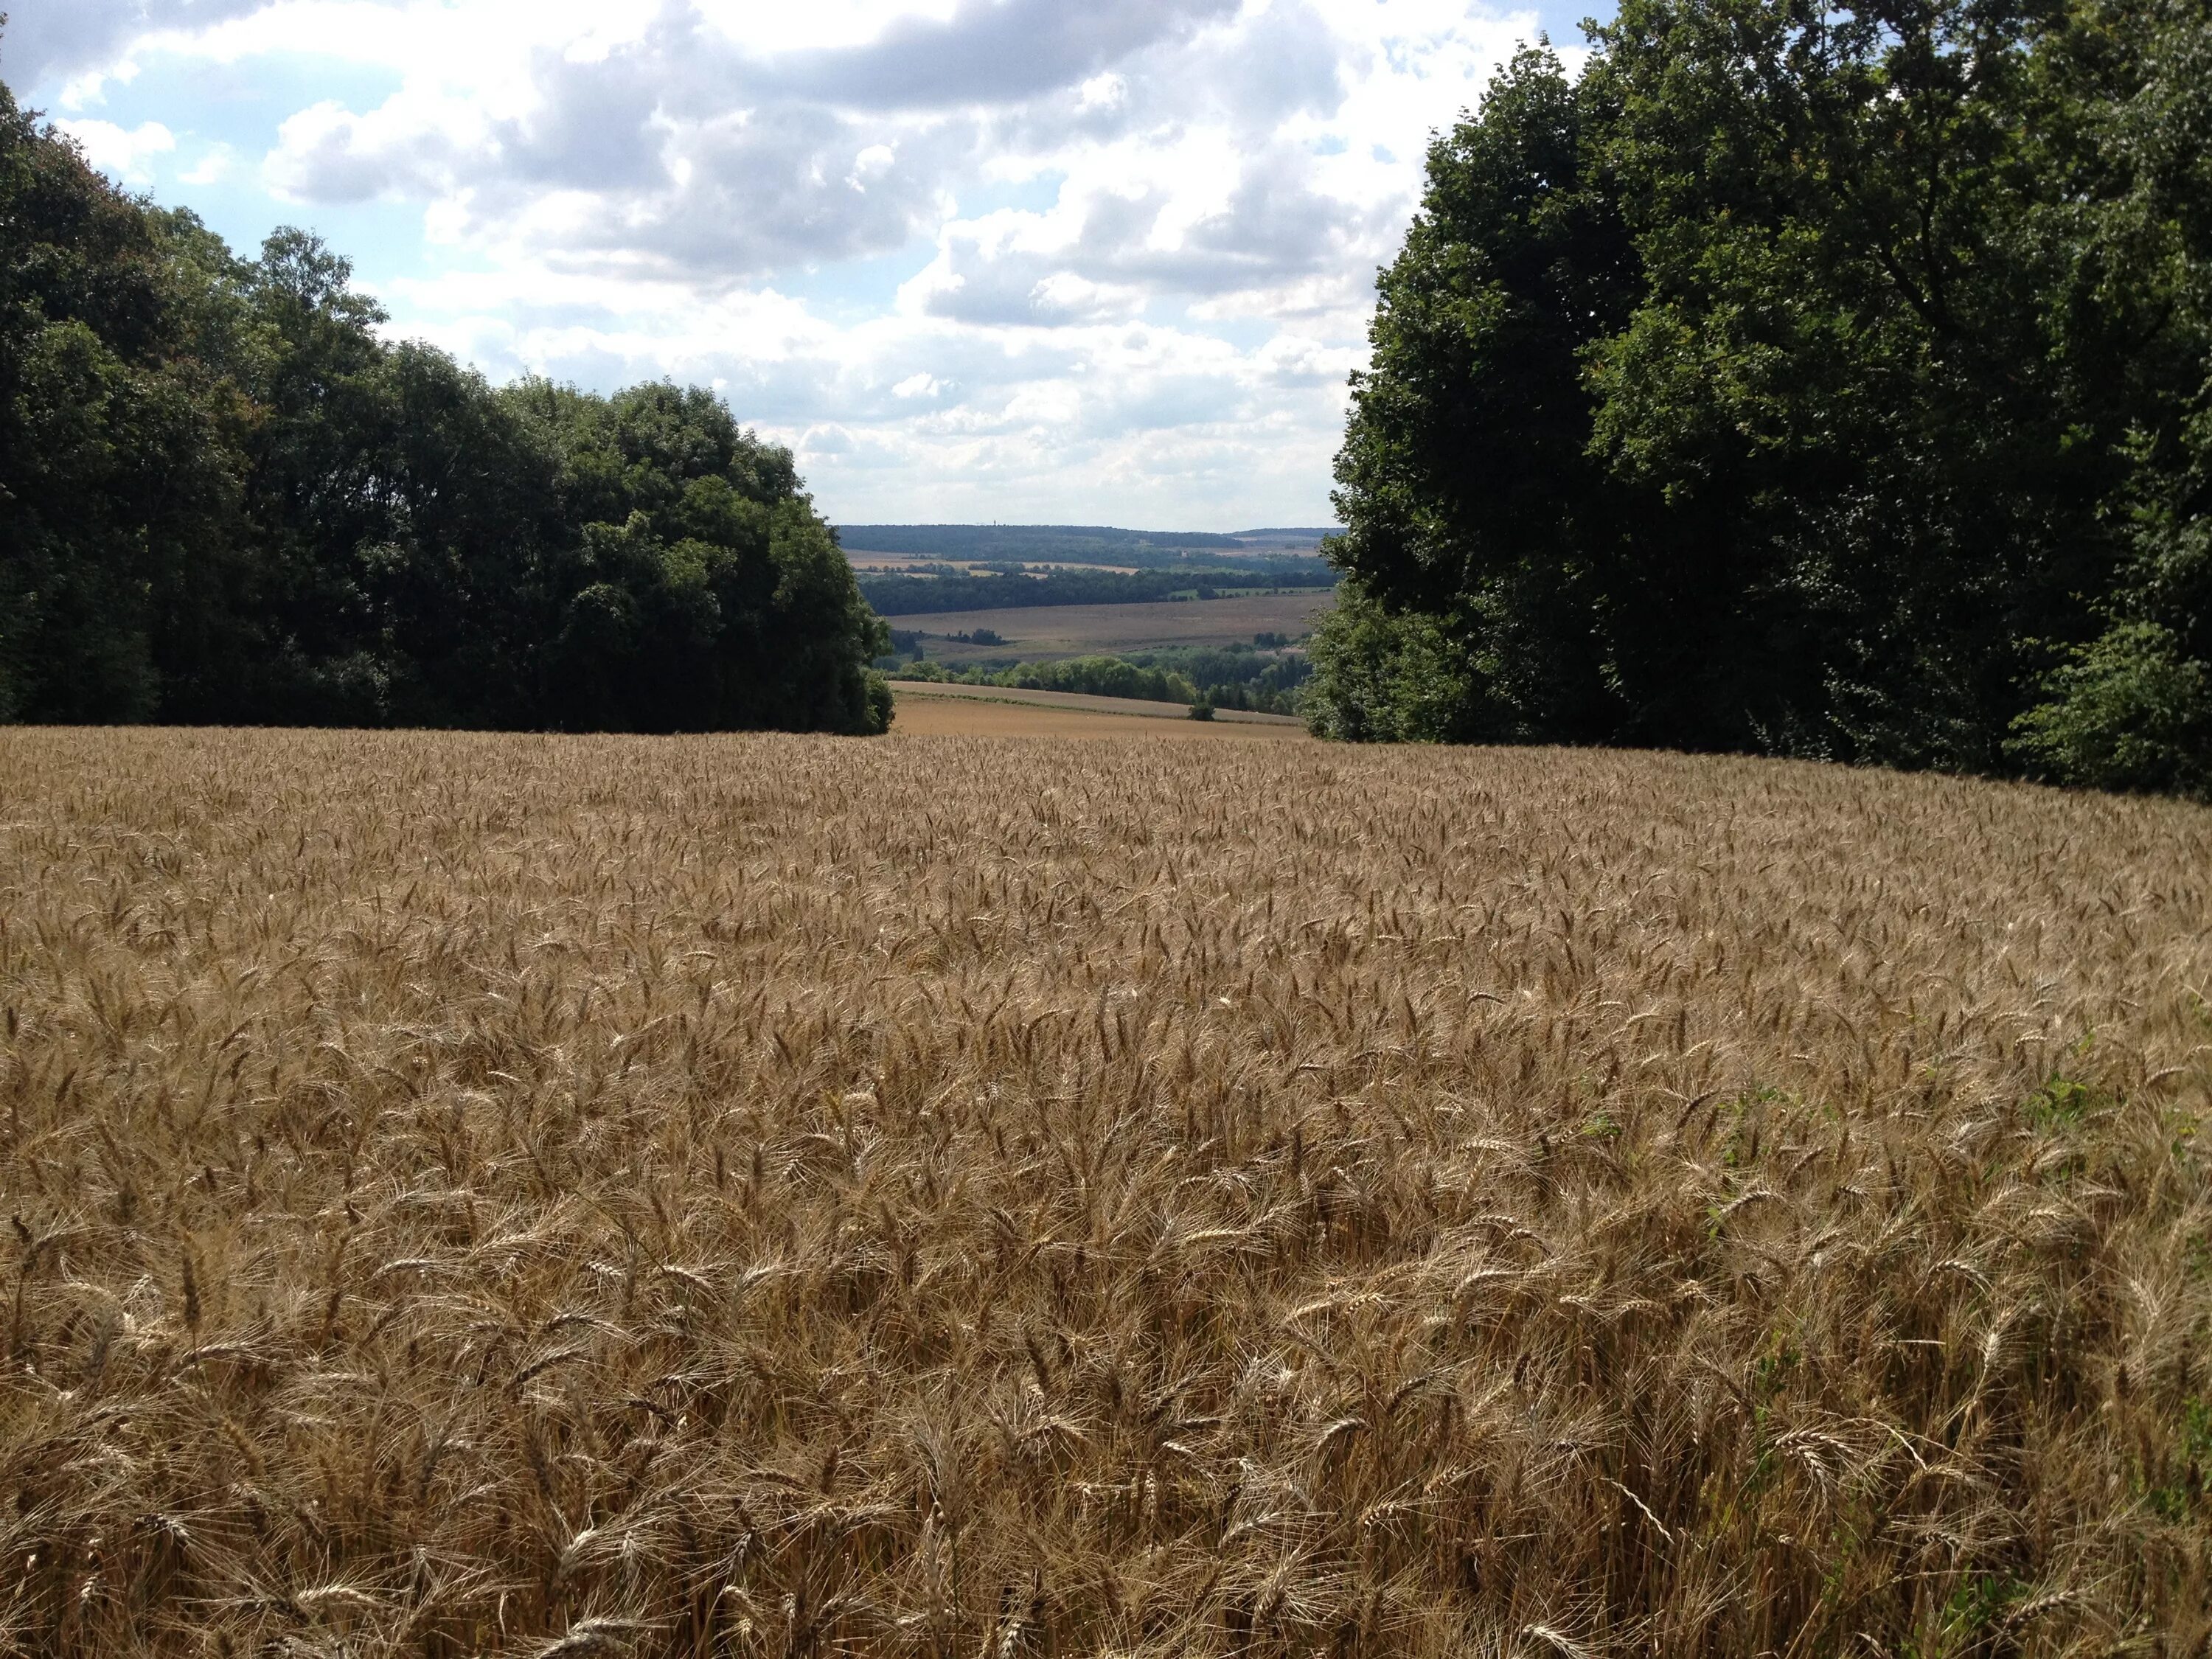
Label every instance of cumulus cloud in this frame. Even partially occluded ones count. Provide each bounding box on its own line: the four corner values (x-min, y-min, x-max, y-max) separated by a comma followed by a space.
1, 0, 268, 89
178, 141, 238, 183
54, 116, 177, 181
769, 0, 1242, 107
264, 93, 473, 201
14, 0, 1554, 524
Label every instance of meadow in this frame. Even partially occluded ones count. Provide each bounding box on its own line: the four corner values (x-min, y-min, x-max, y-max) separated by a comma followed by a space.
3, 725, 2210, 1657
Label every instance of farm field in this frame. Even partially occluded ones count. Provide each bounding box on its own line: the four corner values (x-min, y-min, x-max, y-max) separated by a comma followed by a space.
844, 552, 1144, 575
888, 695, 1305, 738
891, 680, 1307, 731
895, 591, 1335, 663
4, 727, 2211, 1656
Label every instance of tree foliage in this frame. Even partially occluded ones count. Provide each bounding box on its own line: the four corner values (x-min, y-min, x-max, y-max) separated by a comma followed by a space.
0, 74, 888, 734
1312, 2, 2212, 795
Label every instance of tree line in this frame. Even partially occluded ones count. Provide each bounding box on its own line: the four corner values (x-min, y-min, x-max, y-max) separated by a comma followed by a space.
1307, 0, 2212, 796
0, 73, 891, 734
894, 655, 1202, 703
890, 644, 1312, 713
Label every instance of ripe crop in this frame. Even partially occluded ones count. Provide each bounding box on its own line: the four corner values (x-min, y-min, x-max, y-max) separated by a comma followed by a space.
3, 726, 2209, 1655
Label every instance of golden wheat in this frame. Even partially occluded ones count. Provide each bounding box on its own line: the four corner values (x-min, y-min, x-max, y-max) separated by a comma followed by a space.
2, 726, 2209, 1657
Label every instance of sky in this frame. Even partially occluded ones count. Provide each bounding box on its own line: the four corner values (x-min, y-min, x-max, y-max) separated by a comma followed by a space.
5, 0, 1602, 531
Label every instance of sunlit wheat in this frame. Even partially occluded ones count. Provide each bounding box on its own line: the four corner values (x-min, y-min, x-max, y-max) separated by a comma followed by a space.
2, 726, 2208, 1655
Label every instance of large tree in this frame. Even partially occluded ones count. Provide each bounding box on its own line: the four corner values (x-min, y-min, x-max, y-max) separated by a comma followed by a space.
0, 85, 241, 721
1310, 0, 2212, 793
0, 66, 891, 736
1311, 47, 1639, 745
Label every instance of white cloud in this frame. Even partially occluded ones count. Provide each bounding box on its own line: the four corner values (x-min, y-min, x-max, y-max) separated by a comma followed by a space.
179, 142, 237, 184
54, 117, 176, 182
55, 60, 140, 109
16, 0, 1562, 526
1077, 72, 1126, 111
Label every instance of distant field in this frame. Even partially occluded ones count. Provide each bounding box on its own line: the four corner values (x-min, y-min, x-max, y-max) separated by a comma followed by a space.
901, 591, 1335, 661
845, 552, 1142, 575
891, 679, 1308, 732
846, 551, 939, 571
889, 686, 1310, 737
1231, 526, 1338, 552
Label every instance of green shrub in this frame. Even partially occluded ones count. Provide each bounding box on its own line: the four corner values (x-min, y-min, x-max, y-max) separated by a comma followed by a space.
2011, 623, 2212, 799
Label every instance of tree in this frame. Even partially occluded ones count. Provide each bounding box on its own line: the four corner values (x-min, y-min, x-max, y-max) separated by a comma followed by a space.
1326, 46, 1639, 745
2010, 0, 2212, 790
1311, 0, 2212, 793
1585, 0, 2146, 766
0, 49, 891, 738
0, 80, 239, 720
1302, 577, 1483, 742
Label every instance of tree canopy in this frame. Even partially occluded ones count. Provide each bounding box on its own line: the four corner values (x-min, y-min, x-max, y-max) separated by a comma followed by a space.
1308, 0, 2212, 796
0, 74, 891, 734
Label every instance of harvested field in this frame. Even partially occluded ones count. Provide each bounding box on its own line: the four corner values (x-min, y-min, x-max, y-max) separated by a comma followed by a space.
3, 726, 2211, 1657
889, 692, 1308, 739
892, 681, 1307, 730
897, 591, 1335, 663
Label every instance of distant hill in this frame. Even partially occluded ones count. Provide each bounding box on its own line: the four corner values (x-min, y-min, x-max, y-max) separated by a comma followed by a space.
836, 524, 1332, 568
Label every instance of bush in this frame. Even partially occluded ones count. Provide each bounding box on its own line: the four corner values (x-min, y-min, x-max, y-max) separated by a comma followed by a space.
2011, 622, 2212, 798
1303, 579, 1482, 742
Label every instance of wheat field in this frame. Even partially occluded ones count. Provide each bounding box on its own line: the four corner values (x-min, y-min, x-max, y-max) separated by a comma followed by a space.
3, 726, 2211, 1658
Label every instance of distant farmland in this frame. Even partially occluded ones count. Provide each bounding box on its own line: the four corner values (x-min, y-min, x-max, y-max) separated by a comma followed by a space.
889, 683, 1312, 737
891, 680, 1307, 728
900, 591, 1336, 662
844, 551, 1142, 575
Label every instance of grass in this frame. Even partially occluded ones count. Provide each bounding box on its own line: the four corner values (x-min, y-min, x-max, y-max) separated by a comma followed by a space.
891, 593, 1335, 665
3, 726, 2211, 1656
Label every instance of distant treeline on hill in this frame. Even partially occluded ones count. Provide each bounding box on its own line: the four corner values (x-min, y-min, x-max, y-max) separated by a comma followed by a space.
892, 644, 1314, 714
839, 524, 1333, 568
861, 565, 1337, 616
895, 655, 1201, 704
0, 71, 889, 734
